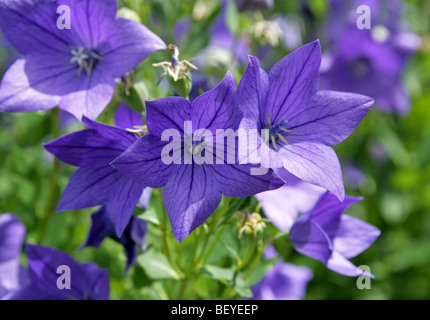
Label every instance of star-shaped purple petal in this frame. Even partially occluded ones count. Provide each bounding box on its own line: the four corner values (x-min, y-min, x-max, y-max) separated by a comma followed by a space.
237, 41, 374, 201
256, 171, 325, 231
44, 106, 146, 236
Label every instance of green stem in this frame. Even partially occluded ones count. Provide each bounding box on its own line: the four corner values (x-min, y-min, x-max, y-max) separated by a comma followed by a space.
37, 108, 60, 244
191, 228, 205, 267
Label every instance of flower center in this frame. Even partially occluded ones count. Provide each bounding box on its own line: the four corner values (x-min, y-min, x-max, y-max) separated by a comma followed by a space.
262, 112, 291, 150
349, 57, 371, 79
70, 47, 101, 76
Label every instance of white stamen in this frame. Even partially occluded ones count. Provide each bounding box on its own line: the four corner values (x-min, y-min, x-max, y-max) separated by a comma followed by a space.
372, 25, 391, 43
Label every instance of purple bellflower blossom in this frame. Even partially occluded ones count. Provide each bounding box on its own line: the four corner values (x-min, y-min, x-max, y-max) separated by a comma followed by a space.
320, 0, 421, 115
251, 245, 313, 300
44, 104, 146, 236
0, 0, 165, 120
290, 192, 380, 278
237, 41, 374, 201
80, 206, 148, 273
112, 73, 284, 242
256, 171, 325, 232
0, 213, 28, 300
10, 244, 109, 300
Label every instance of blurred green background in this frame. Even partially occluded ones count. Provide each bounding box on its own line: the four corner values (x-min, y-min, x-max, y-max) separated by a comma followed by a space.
0, 0, 429, 300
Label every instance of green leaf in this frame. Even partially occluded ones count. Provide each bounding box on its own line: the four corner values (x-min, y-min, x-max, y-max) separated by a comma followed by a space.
231, 276, 253, 298
202, 265, 234, 281
201, 265, 252, 298
220, 241, 241, 262
137, 248, 181, 280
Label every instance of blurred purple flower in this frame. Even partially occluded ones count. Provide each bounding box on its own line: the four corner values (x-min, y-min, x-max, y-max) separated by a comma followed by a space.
189, 74, 218, 101
0, 0, 165, 120
10, 244, 109, 300
321, 0, 421, 115
343, 161, 365, 190
237, 41, 374, 201
0, 213, 28, 300
276, 16, 304, 51
251, 246, 313, 300
44, 104, 146, 236
256, 171, 325, 231
173, 19, 191, 47
81, 206, 148, 273
290, 192, 380, 277
112, 74, 283, 242
197, 0, 250, 67
368, 139, 389, 164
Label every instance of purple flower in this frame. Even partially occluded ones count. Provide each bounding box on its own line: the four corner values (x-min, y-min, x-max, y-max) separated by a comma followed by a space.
0, 0, 165, 120
0, 213, 28, 299
0, 31, 18, 72
256, 171, 325, 232
44, 104, 146, 236
251, 262, 313, 300
80, 206, 148, 273
343, 161, 365, 190
275, 16, 304, 51
290, 192, 380, 277
137, 187, 153, 210
10, 244, 109, 300
321, 0, 421, 115
112, 73, 284, 242
237, 41, 374, 201
368, 138, 389, 164
251, 246, 313, 300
